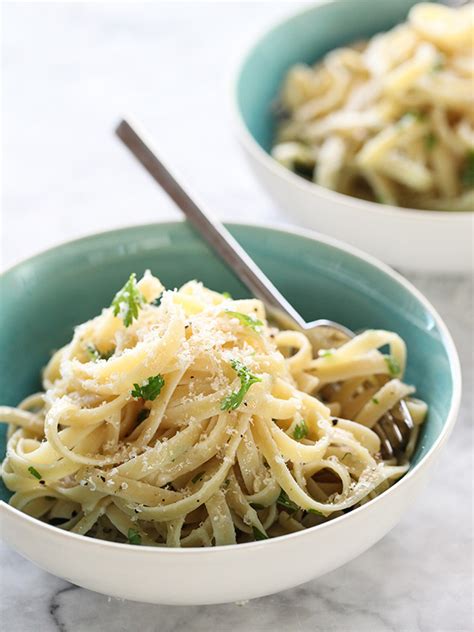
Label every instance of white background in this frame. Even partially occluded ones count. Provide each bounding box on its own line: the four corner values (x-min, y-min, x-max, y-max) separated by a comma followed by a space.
1, 2, 472, 631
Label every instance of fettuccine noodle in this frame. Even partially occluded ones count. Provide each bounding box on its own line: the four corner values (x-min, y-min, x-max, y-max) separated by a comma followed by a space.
0, 272, 427, 546
272, 2, 474, 211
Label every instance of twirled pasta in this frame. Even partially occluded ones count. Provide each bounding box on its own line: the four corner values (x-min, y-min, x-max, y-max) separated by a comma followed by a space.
0, 272, 427, 546
272, 2, 474, 211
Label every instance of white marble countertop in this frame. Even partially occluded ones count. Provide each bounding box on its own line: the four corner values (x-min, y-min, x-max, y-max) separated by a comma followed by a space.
1, 2, 472, 631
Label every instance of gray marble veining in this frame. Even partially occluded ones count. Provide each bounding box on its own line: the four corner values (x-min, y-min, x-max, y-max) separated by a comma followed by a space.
1, 3, 472, 631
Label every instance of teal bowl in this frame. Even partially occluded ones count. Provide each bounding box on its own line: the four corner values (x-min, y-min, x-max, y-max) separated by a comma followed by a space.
231, 0, 473, 272
0, 222, 461, 603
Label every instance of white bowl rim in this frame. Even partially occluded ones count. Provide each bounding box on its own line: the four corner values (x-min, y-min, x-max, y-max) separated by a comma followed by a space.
0, 219, 462, 555
228, 0, 473, 221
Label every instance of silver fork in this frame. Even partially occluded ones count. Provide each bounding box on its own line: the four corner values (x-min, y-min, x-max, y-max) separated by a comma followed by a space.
115, 118, 413, 460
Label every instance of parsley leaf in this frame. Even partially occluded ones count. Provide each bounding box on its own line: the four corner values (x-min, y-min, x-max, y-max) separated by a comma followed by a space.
191, 472, 204, 484
252, 526, 268, 541
28, 466, 42, 480
86, 343, 114, 361
111, 273, 146, 327
372, 397, 380, 405
461, 151, 474, 188
384, 355, 401, 377
425, 133, 437, 151
131, 375, 165, 401
293, 420, 308, 441
318, 349, 334, 358
307, 508, 324, 516
220, 360, 262, 411
136, 409, 150, 424
277, 489, 299, 514
127, 528, 142, 545
225, 310, 263, 332
222, 291, 232, 299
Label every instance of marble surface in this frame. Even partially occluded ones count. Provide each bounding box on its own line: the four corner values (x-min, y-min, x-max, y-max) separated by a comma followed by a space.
1, 2, 473, 631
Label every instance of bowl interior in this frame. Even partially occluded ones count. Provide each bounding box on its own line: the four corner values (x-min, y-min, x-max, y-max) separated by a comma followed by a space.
0, 222, 455, 502
236, 0, 431, 153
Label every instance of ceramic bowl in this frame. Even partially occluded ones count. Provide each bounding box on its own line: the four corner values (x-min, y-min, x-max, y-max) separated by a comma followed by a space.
231, 0, 473, 272
0, 222, 461, 604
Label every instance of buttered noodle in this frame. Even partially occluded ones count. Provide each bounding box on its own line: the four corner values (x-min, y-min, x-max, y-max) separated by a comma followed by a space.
0, 272, 427, 546
272, 2, 474, 211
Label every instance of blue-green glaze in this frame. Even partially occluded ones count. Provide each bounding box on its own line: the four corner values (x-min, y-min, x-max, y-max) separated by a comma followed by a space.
236, 0, 436, 153
0, 223, 454, 501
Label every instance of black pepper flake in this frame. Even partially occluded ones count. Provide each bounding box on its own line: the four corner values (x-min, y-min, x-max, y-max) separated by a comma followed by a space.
134, 508, 139, 513
244, 402, 248, 406
100, 476, 106, 482
39, 480, 45, 485
331, 418, 338, 426
190, 376, 194, 379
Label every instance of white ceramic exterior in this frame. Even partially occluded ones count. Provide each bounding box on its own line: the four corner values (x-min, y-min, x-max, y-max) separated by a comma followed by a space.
0, 226, 461, 606
0, 450, 440, 605
236, 145, 473, 272
230, 7, 474, 273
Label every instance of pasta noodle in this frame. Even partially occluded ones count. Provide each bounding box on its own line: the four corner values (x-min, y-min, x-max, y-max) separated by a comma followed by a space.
0, 272, 427, 546
272, 2, 474, 211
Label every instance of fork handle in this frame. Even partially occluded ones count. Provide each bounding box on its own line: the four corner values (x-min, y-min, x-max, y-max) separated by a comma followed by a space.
116, 119, 307, 328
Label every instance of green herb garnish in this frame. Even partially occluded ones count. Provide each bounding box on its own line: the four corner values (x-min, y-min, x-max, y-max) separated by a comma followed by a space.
293, 420, 308, 441
136, 409, 150, 424
372, 397, 380, 405
225, 310, 263, 332
111, 273, 146, 327
191, 472, 204, 484
252, 526, 268, 541
86, 343, 114, 361
307, 508, 324, 516
318, 349, 333, 358
28, 466, 42, 480
401, 110, 425, 124
222, 291, 232, 299
221, 360, 262, 411
425, 133, 437, 151
131, 375, 165, 401
461, 151, 474, 188
127, 528, 142, 545
384, 355, 401, 377
277, 489, 299, 514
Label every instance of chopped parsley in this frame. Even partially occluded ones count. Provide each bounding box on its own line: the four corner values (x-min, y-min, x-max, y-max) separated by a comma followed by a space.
86, 343, 114, 361
307, 508, 324, 516
131, 375, 165, 401
127, 528, 142, 545
221, 360, 262, 411
111, 273, 146, 327
225, 310, 263, 332
372, 397, 380, 405
384, 355, 401, 377
424, 133, 437, 151
461, 151, 474, 188
222, 291, 232, 299
293, 420, 308, 441
252, 526, 268, 541
191, 472, 204, 484
28, 466, 42, 480
277, 489, 299, 514
136, 409, 150, 424
318, 349, 334, 358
